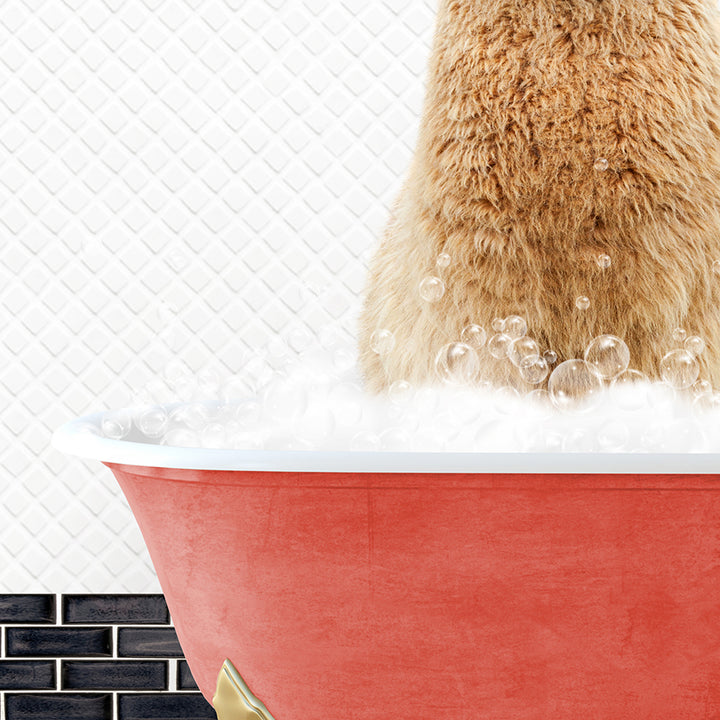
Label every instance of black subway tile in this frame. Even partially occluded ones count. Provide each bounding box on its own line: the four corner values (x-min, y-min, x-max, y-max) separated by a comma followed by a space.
118, 627, 183, 657
7, 626, 112, 657
5, 693, 112, 720
0, 595, 56, 624
62, 594, 169, 624
0, 660, 55, 690
177, 660, 199, 690
62, 660, 168, 691
118, 693, 217, 719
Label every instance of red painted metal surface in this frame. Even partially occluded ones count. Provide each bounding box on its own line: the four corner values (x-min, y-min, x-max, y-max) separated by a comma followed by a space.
107, 464, 720, 720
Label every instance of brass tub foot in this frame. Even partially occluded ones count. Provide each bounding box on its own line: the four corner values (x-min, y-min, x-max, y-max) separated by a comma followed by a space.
213, 659, 276, 720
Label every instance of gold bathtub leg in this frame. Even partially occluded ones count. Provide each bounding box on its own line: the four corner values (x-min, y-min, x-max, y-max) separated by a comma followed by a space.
213, 659, 276, 720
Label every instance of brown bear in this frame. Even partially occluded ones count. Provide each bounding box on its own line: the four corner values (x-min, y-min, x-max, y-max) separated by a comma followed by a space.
358, 0, 720, 393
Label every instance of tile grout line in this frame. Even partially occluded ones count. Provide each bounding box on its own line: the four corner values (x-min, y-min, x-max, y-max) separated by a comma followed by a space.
168, 658, 177, 692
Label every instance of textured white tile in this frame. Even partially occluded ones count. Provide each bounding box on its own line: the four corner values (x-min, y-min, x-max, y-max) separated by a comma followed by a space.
0, 0, 435, 592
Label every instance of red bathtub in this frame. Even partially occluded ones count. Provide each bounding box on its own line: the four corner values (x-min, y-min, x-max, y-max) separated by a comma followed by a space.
54, 414, 720, 720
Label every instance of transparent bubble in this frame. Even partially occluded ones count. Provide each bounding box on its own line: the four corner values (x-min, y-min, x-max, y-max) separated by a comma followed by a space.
693, 380, 713, 397
527, 388, 551, 407
162, 428, 200, 448
660, 349, 700, 390
436, 252, 451, 269
672, 327, 687, 344
584, 335, 630, 380
610, 369, 651, 411
330, 384, 364, 426
419, 276, 445, 302
170, 403, 210, 431
294, 407, 335, 445
596, 254, 611, 269
487, 333, 512, 359
598, 421, 629, 452
508, 336, 540, 367
197, 367, 221, 398
504, 315, 527, 339
388, 380, 414, 404
684, 335, 706, 357
380, 427, 413, 451
461, 324, 487, 350
230, 431, 264, 450
693, 392, 720, 413
370, 329, 395, 356
233, 399, 262, 429
163, 359, 192, 387
548, 360, 603, 412
562, 428, 595, 452
101, 410, 132, 440
221, 375, 254, 404
492, 317, 505, 332
543, 350, 558, 365
201, 423, 227, 449
492, 386, 520, 414
712, 260, 720, 276
435, 343, 480, 385
287, 326, 314, 354
519, 355, 550, 385
594, 157, 609, 171
264, 377, 308, 420
351, 431, 381, 451
332, 347, 356, 374
575, 296, 591, 311
136, 406, 169, 438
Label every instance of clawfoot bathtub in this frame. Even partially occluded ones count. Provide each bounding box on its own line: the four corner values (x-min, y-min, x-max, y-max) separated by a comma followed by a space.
54, 412, 720, 720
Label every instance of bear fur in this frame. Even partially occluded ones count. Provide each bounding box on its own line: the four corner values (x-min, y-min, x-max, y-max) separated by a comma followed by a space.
358, 0, 720, 392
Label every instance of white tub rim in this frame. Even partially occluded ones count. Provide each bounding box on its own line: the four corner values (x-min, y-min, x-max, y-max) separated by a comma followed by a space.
52, 410, 720, 475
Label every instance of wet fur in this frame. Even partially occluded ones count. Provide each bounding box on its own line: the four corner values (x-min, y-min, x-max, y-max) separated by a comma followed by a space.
358, 0, 720, 392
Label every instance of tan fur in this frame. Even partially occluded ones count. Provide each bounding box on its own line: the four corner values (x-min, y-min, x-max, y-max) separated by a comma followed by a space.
358, 0, 720, 392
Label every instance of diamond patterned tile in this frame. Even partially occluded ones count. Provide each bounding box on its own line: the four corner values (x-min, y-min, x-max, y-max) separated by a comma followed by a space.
0, 0, 436, 592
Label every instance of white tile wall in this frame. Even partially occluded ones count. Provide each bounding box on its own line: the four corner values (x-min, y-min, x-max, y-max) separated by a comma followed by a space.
0, 0, 436, 591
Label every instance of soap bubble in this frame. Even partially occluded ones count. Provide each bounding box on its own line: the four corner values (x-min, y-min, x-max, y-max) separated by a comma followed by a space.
435, 343, 480, 385
233, 399, 262, 428
163, 359, 193, 389
508, 337, 540, 367
287, 326, 314, 354
562, 428, 595, 452
594, 157, 609, 171
598, 421, 629, 451
380, 427, 413, 451
543, 350, 558, 365
504, 315, 527, 339
264, 376, 308, 420
170, 402, 210, 430
230, 431, 264, 450
101, 410, 132, 440
712, 260, 720, 275
197, 367, 220, 398
660, 349, 700, 389
596, 254, 611, 269
388, 380, 414, 404
461, 324, 487, 350
528, 388, 551, 407
548, 360, 603, 412
519, 355, 550, 385
684, 335, 706, 357
492, 386, 520, 414
492, 317, 505, 332
693, 380, 713, 397
201, 423, 227, 448
351, 431, 381, 451
370, 329, 395, 356
436, 252, 451, 269
136, 405, 169, 438
611, 369, 651, 411
419, 276, 445, 302
575, 296, 591, 310
672, 327, 687, 344
329, 384, 364, 426
162, 428, 200, 448
488, 333, 512, 359
584, 335, 630, 380
221, 375, 254, 404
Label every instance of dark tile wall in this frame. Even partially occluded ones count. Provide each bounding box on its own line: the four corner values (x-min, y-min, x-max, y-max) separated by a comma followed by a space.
0, 595, 217, 720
